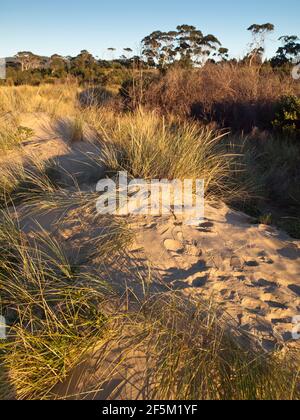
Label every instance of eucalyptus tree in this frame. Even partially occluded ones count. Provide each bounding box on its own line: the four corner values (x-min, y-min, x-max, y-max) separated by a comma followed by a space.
49, 54, 69, 76
142, 25, 221, 68
142, 31, 166, 67
271, 35, 300, 66
214, 47, 229, 62
159, 31, 178, 67
176, 25, 221, 66
70, 50, 96, 80
107, 47, 116, 61
15, 52, 42, 71
247, 23, 275, 66
123, 47, 133, 57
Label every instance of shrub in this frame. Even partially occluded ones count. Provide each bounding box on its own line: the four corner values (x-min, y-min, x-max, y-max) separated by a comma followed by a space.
272, 95, 300, 137
131, 64, 299, 131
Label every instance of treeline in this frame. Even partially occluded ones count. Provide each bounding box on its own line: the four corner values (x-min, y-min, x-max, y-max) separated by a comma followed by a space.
2, 23, 300, 86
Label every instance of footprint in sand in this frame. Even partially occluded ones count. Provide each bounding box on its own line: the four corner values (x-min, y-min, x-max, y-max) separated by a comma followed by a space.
167, 232, 203, 258
192, 276, 208, 288
245, 260, 260, 267
164, 239, 184, 253
242, 298, 268, 315
278, 244, 300, 260
288, 284, 300, 297
271, 316, 292, 325
185, 242, 203, 257
265, 300, 288, 310
253, 278, 278, 292
257, 252, 274, 265
219, 289, 236, 300
217, 275, 231, 282
197, 221, 214, 233
172, 280, 190, 290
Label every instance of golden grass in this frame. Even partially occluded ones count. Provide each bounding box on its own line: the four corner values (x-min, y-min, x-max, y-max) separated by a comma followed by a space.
0, 208, 130, 400
0, 84, 79, 120
89, 108, 248, 202
111, 293, 300, 400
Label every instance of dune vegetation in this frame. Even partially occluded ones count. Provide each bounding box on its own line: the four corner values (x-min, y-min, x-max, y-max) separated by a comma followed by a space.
0, 50, 300, 401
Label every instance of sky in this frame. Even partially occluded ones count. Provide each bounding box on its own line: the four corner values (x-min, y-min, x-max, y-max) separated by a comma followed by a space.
1, 0, 299, 59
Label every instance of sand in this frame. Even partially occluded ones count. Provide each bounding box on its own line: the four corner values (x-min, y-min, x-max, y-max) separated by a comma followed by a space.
129, 203, 300, 347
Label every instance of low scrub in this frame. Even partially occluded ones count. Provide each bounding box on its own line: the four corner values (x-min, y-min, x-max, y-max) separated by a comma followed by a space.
124, 64, 299, 132
272, 95, 300, 138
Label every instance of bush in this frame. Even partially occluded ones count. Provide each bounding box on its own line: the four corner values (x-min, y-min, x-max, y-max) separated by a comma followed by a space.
131, 64, 299, 131
272, 95, 300, 137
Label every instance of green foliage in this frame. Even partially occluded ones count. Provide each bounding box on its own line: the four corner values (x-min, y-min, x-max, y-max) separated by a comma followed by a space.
2, 25, 299, 86
247, 23, 275, 34
0, 211, 116, 399
272, 96, 300, 137
259, 213, 273, 226
246, 23, 275, 66
271, 35, 300, 67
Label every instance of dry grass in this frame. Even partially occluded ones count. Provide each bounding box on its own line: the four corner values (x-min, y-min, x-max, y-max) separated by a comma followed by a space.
133, 64, 300, 131
0, 84, 79, 120
0, 114, 34, 153
111, 293, 300, 400
90, 109, 248, 202
0, 157, 57, 208
0, 207, 131, 400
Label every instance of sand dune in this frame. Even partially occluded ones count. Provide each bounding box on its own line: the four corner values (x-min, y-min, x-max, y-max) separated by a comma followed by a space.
1, 114, 299, 399
5, 114, 300, 349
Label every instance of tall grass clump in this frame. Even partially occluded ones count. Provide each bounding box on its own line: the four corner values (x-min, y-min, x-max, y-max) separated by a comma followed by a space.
140, 294, 300, 400
0, 209, 126, 400
234, 130, 300, 236
0, 157, 59, 209
57, 292, 300, 400
95, 109, 247, 202
0, 113, 34, 153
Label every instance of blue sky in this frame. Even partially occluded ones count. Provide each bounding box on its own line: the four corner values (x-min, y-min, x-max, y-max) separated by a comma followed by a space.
1, 0, 299, 59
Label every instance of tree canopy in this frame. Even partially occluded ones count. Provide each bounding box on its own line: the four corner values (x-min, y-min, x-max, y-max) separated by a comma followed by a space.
142, 25, 222, 68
